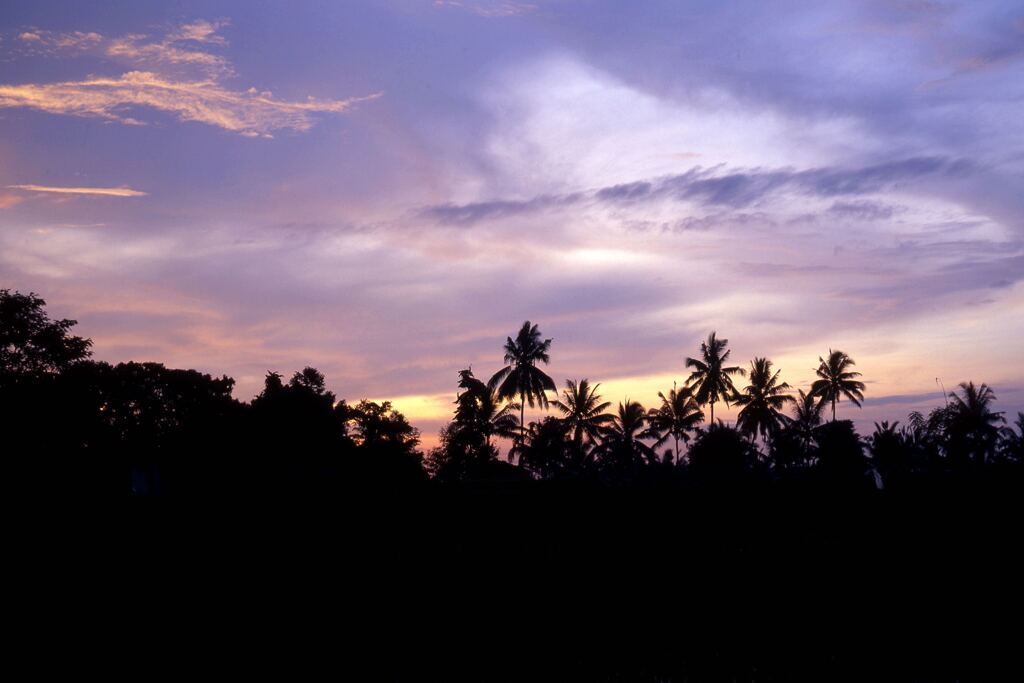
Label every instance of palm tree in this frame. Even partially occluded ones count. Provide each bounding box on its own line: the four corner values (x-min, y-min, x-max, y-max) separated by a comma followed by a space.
489, 321, 557, 450
552, 378, 614, 458
789, 389, 825, 443
454, 368, 520, 447
595, 400, 658, 466
733, 357, 794, 446
644, 383, 704, 463
810, 349, 865, 421
685, 332, 745, 424
1000, 412, 1024, 462
948, 381, 1004, 464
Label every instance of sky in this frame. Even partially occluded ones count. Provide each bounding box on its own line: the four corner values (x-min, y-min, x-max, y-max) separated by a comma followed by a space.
2, 0, 1023, 448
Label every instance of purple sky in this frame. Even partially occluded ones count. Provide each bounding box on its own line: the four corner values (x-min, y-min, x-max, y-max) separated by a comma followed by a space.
2, 0, 1023, 447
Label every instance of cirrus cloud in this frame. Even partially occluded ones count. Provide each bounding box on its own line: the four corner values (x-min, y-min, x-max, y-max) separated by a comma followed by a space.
6, 184, 148, 197
2, 19, 379, 137
0, 71, 381, 138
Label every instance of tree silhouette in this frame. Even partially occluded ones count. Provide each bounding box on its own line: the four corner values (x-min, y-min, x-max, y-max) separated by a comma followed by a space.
810, 349, 865, 421
946, 381, 1004, 465
489, 321, 556, 455
0, 289, 92, 380
733, 357, 794, 447
790, 389, 825, 443
813, 420, 869, 487
595, 400, 657, 471
455, 368, 521, 447
685, 331, 745, 424
516, 416, 575, 479
552, 378, 613, 464
687, 423, 760, 480
644, 383, 704, 464
426, 369, 521, 481
1000, 412, 1024, 463
345, 399, 421, 453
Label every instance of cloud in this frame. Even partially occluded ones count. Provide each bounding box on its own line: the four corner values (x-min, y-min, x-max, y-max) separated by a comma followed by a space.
420, 192, 583, 224
0, 192, 25, 208
433, 1, 537, 18
0, 71, 381, 137
420, 156, 971, 225
2, 19, 379, 136
660, 157, 968, 208
105, 33, 233, 78
828, 200, 900, 221
167, 19, 229, 45
7, 184, 148, 197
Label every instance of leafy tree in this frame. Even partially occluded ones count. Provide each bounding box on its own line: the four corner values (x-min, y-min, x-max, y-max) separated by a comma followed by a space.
733, 358, 794, 446
643, 384, 703, 464
489, 321, 557, 452
343, 400, 425, 484
685, 332, 744, 424
345, 400, 420, 453
810, 350, 865, 421
0, 289, 92, 381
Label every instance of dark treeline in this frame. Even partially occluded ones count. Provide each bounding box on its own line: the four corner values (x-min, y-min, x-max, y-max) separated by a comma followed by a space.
2, 290, 1021, 496
8, 289, 1024, 679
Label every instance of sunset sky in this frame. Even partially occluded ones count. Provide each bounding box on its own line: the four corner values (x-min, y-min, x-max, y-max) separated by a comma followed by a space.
2, 0, 1022, 447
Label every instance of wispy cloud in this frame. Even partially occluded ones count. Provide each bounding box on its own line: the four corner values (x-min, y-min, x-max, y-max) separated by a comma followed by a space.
433, 1, 537, 18
420, 157, 971, 225
167, 19, 229, 45
2, 19, 378, 136
7, 184, 147, 197
0, 71, 380, 137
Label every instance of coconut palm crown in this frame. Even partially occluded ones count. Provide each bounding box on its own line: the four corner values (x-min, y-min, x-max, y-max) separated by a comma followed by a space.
734, 357, 794, 444
489, 321, 557, 445
685, 331, 745, 424
810, 349, 865, 421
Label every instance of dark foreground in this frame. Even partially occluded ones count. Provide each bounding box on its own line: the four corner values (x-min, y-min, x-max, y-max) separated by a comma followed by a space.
123, 478, 1022, 682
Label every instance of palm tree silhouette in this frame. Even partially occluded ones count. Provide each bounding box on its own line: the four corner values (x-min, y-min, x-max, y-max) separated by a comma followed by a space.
789, 388, 825, 446
644, 383, 704, 463
734, 357, 794, 447
685, 332, 745, 424
810, 349, 865, 421
455, 368, 520, 447
948, 381, 1005, 464
596, 400, 657, 466
553, 378, 614, 460
489, 321, 557, 451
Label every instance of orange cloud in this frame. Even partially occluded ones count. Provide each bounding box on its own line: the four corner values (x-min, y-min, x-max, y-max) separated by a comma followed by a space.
167, 19, 229, 45
0, 191, 24, 208
7, 184, 147, 197
3, 19, 379, 136
0, 72, 381, 137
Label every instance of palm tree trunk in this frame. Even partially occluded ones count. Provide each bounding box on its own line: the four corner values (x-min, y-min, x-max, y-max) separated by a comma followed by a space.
674, 435, 680, 465
710, 400, 715, 424
520, 393, 526, 450
832, 397, 836, 422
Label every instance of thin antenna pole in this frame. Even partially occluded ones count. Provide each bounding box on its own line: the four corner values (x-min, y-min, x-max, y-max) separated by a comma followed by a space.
935, 377, 949, 408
